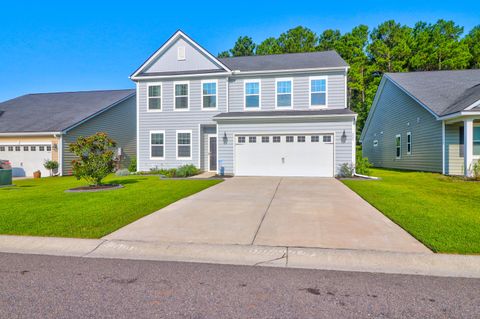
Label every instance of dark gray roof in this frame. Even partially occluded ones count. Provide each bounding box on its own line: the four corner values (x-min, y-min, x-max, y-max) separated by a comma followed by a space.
214, 108, 356, 119
386, 70, 480, 116
219, 51, 348, 72
0, 89, 135, 133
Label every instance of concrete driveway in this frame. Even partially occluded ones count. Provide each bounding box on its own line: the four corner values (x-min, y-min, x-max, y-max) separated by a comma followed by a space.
105, 177, 429, 253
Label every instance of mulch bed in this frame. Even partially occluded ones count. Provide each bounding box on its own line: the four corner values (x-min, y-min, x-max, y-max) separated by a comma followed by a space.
65, 184, 123, 193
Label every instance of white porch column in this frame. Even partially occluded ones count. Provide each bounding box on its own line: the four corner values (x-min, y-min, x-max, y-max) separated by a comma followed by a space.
464, 119, 474, 177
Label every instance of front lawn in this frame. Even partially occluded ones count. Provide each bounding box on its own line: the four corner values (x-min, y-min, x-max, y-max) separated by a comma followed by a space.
342, 169, 480, 254
0, 175, 221, 238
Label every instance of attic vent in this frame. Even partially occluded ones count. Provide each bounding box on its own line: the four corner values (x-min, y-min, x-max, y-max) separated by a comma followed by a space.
177, 46, 186, 61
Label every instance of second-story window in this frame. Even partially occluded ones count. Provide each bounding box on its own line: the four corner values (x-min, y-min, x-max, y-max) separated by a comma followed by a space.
310, 77, 327, 107
202, 81, 217, 109
148, 85, 161, 110
245, 80, 260, 109
276, 79, 292, 108
175, 82, 189, 110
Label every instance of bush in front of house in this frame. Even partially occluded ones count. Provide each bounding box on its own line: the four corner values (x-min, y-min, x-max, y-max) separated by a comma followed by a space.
138, 165, 200, 178
176, 164, 200, 177
43, 160, 59, 176
128, 157, 137, 172
338, 163, 355, 178
69, 132, 117, 186
355, 153, 373, 175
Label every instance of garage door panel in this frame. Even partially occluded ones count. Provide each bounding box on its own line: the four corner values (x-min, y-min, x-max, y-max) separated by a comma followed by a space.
235, 134, 334, 177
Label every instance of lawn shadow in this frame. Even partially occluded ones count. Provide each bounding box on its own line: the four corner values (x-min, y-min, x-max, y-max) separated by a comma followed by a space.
108, 178, 146, 185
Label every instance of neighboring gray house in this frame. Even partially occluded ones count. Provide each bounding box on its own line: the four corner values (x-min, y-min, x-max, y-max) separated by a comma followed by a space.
361, 70, 480, 176
0, 89, 136, 177
131, 30, 356, 177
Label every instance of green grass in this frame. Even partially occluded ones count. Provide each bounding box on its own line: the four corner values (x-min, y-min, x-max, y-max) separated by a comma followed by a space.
342, 168, 480, 254
0, 175, 221, 238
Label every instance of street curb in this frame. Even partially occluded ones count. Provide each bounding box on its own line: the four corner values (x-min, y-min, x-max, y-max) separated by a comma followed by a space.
1, 235, 480, 278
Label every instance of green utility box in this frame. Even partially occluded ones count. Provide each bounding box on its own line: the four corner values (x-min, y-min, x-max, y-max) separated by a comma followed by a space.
0, 169, 12, 186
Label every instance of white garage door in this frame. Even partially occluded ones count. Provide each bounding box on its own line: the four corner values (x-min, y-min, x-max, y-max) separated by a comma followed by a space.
235, 134, 334, 177
0, 144, 52, 177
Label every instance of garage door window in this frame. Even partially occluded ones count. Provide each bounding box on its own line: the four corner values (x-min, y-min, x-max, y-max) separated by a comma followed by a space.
47, 146, 51, 151
31, 146, 36, 151
8, 146, 13, 151
23, 146, 29, 151
273, 136, 281, 143
249, 136, 256, 143
311, 136, 319, 142
297, 136, 305, 143
262, 136, 269, 143
39, 146, 45, 151
0, 146, 4, 151
323, 136, 332, 143
177, 131, 192, 159
15, 146, 20, 151
286, 136, 294, 143
238, 136, 245, 143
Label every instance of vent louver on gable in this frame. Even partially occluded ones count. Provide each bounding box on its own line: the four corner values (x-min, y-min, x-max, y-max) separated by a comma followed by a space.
177, 46, 186, 61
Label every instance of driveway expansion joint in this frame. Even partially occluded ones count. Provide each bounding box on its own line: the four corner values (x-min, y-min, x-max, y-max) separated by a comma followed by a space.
251, 177, 282, 245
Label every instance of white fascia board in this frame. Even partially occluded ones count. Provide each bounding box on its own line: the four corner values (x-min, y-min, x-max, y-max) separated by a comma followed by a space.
440, 111, 480, 121
130, 30, 231, 79
131, 72, 231, 81
0, 132, 62, 137
231, 66, 349, 77
464, 98, 480, 111
214, 113, 357, 121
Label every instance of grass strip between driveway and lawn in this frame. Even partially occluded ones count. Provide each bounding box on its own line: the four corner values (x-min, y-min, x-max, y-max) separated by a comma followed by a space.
342, 168, 480, 255
0, 175, 221, 239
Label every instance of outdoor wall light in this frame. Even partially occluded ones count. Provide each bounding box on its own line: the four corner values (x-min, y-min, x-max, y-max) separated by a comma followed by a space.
341, 130, 347, 143
223, 132, 228, 144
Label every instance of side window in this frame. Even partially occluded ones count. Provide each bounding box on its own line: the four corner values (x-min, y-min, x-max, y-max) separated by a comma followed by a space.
150, 132, 165, 158
174, 82, 189, 110
148, 85, 162, 110
245, 81, 260, 109
395, 134, 401, 159
407, 132, 412, 155
177, 131, 192, 159
276, 79, 292, 108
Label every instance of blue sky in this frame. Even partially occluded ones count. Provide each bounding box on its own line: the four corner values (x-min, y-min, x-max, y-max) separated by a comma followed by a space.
0, 0, 478, 101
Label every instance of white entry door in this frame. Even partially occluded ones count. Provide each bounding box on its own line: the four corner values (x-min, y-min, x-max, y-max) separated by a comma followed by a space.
0, 144, 52, 177
235, 134, 334, 177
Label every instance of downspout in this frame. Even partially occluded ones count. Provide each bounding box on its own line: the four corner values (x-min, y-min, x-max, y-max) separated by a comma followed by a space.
54, 133, 64, 176
442, 121, 445, 175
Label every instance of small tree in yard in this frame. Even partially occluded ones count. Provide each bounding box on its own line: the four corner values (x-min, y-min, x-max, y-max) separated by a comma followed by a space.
69, 132, 117, 186
43, 160, 59, 176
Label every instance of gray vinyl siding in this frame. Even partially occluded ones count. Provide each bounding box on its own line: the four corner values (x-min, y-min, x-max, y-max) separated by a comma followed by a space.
61, 96, 136, 175
217, 117, 354, 175
445, 123, 464, 175
143, 38, 222, 74
362, 79, 442, 172
137, 78, 227, 171
228, 71, 346, 112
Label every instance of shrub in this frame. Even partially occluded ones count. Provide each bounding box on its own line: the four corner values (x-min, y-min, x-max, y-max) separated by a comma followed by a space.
355, 154, 373, 175
43, 160, 59, 176
176, 164, 200, 177
128, 157, 137, 172
471, 160, 480, 181
115, 168, 130, 176
69, 132, 117, 186
338, 163, 354, 178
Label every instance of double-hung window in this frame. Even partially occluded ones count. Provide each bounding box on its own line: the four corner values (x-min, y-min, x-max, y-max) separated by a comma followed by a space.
395, 134, 401, 159
245, 80, 260, 109
202, 81, 217, 109
177, 131, 192, 159
310, 77, 327, 107
174, 82, 189, 110
474, 127, 480, 156
407, 132, 412, 155
150, 131, 165, 159
148, 85, 162, 110
276, 79, 292, 108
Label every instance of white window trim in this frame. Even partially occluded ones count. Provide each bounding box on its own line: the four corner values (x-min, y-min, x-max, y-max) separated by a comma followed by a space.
201, 79, 218, 111
395, 134, 402, 159
309, 76, 328, 109
174, 81, 190, 111
275, 78, 293, 109
407, 132, 412, 155
243, 79, 261, 111
176, 129, 193, 160
149, 130, 165, 160
146, 83, 162, 112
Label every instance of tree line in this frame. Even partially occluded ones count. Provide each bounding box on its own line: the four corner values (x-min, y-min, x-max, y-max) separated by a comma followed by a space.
217, 20, 480, 134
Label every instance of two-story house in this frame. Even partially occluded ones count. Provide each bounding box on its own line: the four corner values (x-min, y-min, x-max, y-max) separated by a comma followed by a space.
131, 31, 356, 177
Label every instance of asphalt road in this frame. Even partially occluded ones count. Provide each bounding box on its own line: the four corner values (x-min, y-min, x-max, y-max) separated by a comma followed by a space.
0, 253, 479, 319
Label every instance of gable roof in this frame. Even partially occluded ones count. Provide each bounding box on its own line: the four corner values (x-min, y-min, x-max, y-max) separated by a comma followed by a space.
219, 51, 348, 72
130, 30, 231, 79
385, 70, 480, 117
0, 89, 135, 134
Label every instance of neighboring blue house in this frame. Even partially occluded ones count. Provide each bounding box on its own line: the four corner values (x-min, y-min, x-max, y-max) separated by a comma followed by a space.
361, 70, 480, 176
131, 30, 356, 177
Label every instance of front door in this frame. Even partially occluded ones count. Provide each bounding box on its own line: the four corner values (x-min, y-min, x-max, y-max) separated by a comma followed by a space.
208, 136, 217, 172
